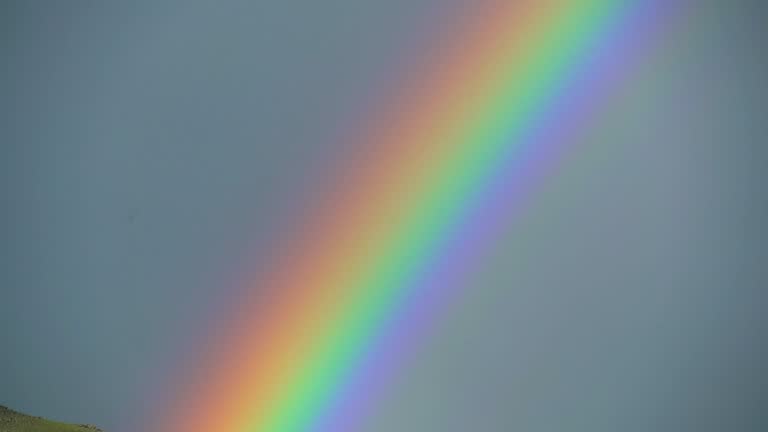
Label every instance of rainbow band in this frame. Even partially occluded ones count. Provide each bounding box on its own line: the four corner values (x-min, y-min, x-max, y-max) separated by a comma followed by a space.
159, 1, 679, 431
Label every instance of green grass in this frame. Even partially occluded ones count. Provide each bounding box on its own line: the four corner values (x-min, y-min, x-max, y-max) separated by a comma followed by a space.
0, 406, 102, 432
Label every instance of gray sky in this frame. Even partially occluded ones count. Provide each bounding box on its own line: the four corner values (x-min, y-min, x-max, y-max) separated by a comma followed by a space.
1, 1, 766, 431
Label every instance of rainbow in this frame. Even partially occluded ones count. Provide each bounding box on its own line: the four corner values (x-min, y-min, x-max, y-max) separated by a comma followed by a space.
156, 1, 680, 431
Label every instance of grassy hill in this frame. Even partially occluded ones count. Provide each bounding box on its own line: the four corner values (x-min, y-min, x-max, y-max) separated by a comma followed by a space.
0, 406, 102, 432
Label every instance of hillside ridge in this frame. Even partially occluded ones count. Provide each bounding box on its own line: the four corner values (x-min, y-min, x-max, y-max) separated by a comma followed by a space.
0, 405, 103, 432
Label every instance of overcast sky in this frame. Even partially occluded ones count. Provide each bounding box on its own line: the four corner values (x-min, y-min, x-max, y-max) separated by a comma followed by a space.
1, 1, 766, 431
